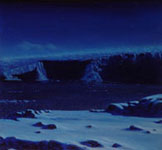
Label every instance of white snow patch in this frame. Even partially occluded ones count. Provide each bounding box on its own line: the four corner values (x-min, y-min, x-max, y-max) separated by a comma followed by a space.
0, 111, 162, 150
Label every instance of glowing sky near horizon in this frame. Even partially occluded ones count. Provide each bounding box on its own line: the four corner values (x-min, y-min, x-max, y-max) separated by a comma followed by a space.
0, 2, 162, 59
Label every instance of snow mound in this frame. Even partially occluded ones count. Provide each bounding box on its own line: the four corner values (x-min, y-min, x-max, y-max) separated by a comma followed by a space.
106, 94, 162, 117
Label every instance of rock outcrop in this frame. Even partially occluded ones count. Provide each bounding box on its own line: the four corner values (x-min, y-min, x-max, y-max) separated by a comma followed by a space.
80, 140, 103, 148
106, 94, 162, 117
0, 136, 85, 150
7, 109, 36, 120
33, 122, 57, 130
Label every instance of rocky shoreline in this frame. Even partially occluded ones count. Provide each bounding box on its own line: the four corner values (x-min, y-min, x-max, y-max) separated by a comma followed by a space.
106, 94, 162, 117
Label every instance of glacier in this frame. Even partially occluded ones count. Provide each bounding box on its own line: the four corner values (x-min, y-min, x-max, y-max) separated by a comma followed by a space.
1, 51, 162, 84
2, 61, 48, 81
81, 59, 104, 83
36, 62, 48, 81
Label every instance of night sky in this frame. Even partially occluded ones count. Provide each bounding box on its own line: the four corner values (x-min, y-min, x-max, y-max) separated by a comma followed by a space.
1, 1, 162, 59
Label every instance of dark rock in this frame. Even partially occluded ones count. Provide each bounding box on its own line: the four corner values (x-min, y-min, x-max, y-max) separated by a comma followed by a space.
20, 141, 39, 150
112, 143, 122, 148
126, 125, 143, 131
106, 103, 124, 115
33, 122, 57, 130
23, 110, 35, 118
13, 68, 38, 82
0, 136, 5, 147
101, 52, 162, 84
1, 137, 64, 150
7, 110, 36, 120
38, 141, 48, 150
80, 140, 103, 148
86, 125, 92, 128
35, 131, 41, 134
0, 137, 84, 150
66, 144, 84, 150
7, 112, 21, 121
42, 60, 91, 81
5, 137, 18, 148
155, 120, 162, 124
33, 122, 44, 127
145, 131, 151, 134
48, 140, 63, 150
42, 124, 57, 130
0, 74, 5, 81
105, 94, 162, 117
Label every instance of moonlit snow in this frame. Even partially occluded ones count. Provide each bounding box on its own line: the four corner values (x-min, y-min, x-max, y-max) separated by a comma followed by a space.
0, 110, 162, 150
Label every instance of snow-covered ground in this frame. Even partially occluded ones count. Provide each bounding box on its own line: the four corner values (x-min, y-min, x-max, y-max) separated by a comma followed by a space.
0, 110, 162, 150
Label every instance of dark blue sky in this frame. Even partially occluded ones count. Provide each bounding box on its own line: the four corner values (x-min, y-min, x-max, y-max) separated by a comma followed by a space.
1, 2, 162, 58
